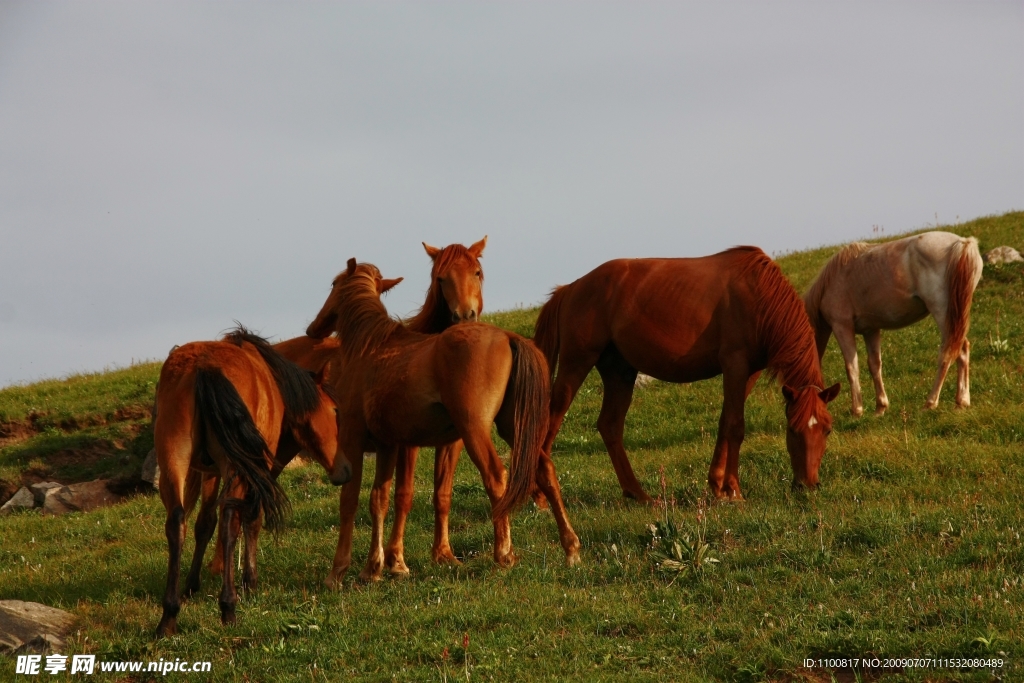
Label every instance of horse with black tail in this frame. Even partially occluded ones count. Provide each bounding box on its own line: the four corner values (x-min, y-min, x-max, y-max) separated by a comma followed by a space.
154, 327, 345, 637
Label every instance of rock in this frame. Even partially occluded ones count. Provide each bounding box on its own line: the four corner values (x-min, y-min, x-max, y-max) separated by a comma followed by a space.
141, 448, 159, 488
0, 600, 76, 654
0, 487, 35, 514
42, 480, 122, 516
983, 245, 1023, 265
29, 482, 62, 506
635, 373, 656, 388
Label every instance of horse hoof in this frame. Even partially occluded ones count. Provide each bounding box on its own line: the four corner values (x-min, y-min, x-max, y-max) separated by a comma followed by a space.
874, 407, 887, 416
851, 407, 864, 417
387, 560, 411, 577
431, 547, 462, 566
923, 400, 938, 410
219, 604, 236, 626
565, 550, 582, 567
155, 620, 178, 638
495, 551, 518, 568
623, 490, 655, 505
358, 569, 383, 583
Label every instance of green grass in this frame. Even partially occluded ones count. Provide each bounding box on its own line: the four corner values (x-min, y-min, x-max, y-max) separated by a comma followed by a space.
1, 212, 1021, 681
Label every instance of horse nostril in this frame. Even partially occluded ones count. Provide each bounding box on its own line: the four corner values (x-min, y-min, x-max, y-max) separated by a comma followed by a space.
452, 312, 461, 323
468, 310, 476, 320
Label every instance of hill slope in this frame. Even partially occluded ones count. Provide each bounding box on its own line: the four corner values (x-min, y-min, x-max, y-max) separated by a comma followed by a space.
1, 211, 1021, 681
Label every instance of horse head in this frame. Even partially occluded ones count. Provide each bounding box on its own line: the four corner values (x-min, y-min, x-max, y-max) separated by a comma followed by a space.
782, 382, 840, 489
306, 259, 403, 339
422, 237, 486, 324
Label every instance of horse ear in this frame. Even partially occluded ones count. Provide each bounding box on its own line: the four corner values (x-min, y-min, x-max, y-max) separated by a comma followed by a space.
347, 258, 357, 275
781, 385, 797, 404
468, 235, 488, 258
819, 383, 841, 404
423, 243, 441, 260
379, 277, 404, 294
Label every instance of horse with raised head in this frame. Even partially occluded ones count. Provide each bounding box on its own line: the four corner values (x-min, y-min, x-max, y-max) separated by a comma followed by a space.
154, 328, 346, 637
306, 259, 580, 586
534, 247, 840, 502
389, 237, 489, 570
803, 231, 983, 416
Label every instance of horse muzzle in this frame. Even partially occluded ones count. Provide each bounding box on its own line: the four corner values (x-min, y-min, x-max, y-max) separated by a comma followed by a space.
330, 460, 352, 486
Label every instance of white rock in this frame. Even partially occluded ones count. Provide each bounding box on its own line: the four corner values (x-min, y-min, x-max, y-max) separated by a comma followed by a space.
0, 600, 76, 654
983, 245, 1023, 265
29, 482, 62, 506
634, 373, 657, 388
141, 448, 160, 488
0, 487, 35, 514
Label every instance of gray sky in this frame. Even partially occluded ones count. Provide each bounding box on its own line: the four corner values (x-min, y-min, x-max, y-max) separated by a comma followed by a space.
1, 1, 1021, 387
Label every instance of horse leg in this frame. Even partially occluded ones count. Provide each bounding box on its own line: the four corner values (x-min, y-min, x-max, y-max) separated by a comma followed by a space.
241, 512, 263, 591
384, 445, 418, 576
542, 354, 601, 457
156, 429, 192, 637
955, 338, 971, 407
535, 450, 582, 565
326, 433, 367, 590
864, 329, 889, 415
183, 474, 220, 597
708, 359, 749, 499
832, 323, 864, 417
360, 444, 399, 582
925, 309, 957, 409
595, 348, 649, 503
460, 429, 515, 567
431, 441, 463, 565
217, 499, 243, 625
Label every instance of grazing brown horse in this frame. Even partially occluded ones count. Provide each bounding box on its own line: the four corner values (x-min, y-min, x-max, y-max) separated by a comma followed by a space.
306, 259, 580, 586
534, 247, 841, 502
803, 231, 983, 416
193, 335, 342, 583
154, 329, 346, 637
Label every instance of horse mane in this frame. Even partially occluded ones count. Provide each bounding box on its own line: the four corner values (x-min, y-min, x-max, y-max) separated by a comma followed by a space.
405, 243, 482, 334
222, 326, 322, 421
334, 269, 407, 356
802, 242, 871, 329
728, 247, 824, 394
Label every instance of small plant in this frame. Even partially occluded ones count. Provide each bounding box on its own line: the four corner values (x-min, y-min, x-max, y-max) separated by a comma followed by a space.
648, 467, 719, 581
988, 309, 1009, 354
971, 626, 999, 652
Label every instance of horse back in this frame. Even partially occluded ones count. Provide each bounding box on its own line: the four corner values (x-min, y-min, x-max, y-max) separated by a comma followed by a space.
156, 342, 285, 463
561, 254, 764, 381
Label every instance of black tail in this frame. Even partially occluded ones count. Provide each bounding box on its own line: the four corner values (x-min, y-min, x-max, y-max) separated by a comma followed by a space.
194, 368, 290, 533
492, 335, 549, 520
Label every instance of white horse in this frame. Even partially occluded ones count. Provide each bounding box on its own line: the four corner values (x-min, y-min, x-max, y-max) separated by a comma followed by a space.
804, 231, 983, 416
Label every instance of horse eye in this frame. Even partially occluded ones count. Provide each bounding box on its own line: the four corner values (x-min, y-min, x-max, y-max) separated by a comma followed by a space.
475, 271, 481, 277
825, 427, 832, 436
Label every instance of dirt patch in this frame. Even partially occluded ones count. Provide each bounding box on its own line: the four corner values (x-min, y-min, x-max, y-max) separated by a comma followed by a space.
0, 407, 153, 450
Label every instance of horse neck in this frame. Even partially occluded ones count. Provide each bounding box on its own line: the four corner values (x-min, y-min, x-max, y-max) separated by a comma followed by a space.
406, 283, 452, 334
336, 285, 405, 357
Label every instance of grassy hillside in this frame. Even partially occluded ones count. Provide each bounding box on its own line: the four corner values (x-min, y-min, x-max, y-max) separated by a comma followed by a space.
1, 211, 1021, 682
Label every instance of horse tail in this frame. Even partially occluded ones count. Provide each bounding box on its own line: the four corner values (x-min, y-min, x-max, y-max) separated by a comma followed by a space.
492, 335, 550, 520
945, 236, 983, 356
534, 284, 569, 382
193, 368, 290, 533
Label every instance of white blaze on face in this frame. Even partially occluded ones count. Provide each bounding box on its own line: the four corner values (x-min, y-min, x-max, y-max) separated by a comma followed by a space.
807, 415, 818, 429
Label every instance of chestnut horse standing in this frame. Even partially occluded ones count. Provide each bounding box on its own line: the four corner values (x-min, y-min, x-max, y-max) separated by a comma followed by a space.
307, 259, 580, 586
534, 247, 840, 502
154, 329, 346, 636
803, 231, 983, 416
391, 237, 488, 569
192, 335, 342, 584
